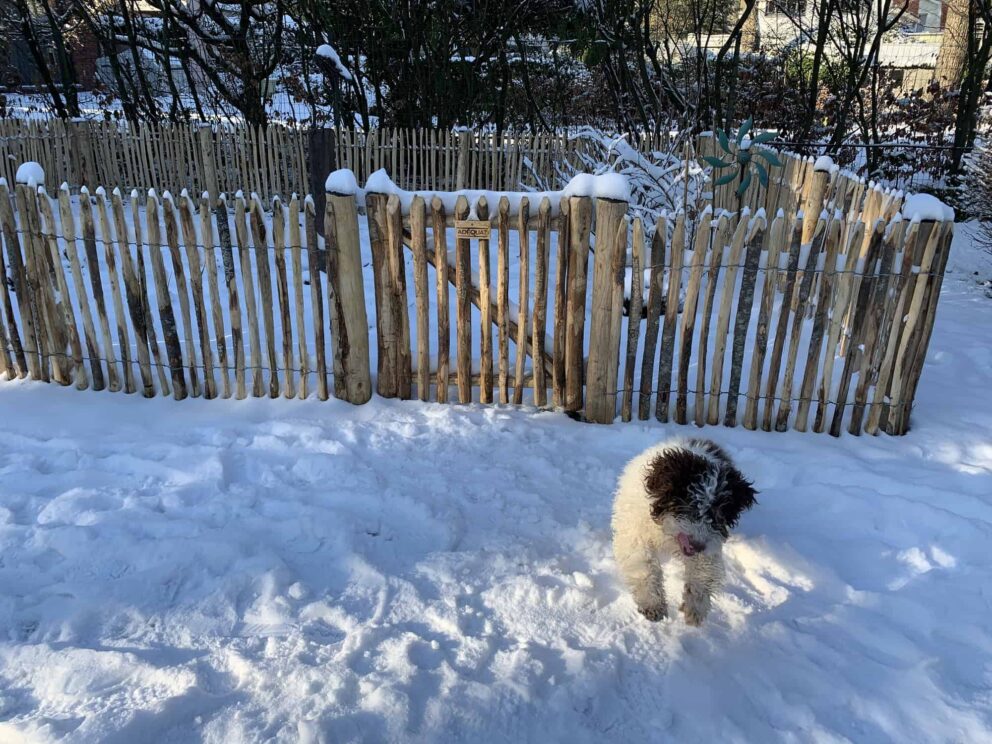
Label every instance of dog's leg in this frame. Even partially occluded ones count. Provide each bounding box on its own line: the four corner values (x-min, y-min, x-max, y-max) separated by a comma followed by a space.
679, 548, 724, 626
614, 540, 667, 621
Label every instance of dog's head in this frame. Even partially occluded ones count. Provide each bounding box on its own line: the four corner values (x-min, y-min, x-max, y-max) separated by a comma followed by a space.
643, 440, 757, 548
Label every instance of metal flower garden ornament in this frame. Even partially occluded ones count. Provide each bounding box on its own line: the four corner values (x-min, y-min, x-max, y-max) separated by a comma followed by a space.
704, 118, 783, 202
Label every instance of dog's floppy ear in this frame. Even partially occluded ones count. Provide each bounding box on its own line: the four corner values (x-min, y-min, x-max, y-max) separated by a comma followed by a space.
713, 466, 757, 535
644, 448, 709, 522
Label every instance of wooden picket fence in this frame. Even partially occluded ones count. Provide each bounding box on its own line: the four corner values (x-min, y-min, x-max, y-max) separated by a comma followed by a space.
0, 119, 676, 198
0, 156, 951, 436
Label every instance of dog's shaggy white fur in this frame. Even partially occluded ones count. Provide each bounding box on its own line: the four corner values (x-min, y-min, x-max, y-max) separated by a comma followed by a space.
612, 437, 756, 625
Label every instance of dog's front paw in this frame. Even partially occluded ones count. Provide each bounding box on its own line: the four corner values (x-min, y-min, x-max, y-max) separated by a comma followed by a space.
637, 603, 668, 622
679, 602, 706, 626
680, 586, 710, 626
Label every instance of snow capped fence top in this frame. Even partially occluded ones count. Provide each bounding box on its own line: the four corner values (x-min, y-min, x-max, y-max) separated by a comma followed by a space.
326, 167, 630, 217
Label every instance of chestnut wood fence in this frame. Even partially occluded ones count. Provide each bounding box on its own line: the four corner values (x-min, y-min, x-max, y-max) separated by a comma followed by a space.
0, 119, 678, 198
0, 134, 952, 436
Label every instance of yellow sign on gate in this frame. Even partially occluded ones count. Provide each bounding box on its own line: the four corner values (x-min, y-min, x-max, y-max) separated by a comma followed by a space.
454, 220, 491, 239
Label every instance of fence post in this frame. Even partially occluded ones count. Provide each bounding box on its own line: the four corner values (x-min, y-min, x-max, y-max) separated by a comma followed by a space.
584, 197, 627, 424
456, 130, 471, 190
326, 189, 372, 404
366, 191, 405, 398
68, 119, 98, 189
198, 125, 219, 205
803, 161, 830, 244
309, 127, 336, 238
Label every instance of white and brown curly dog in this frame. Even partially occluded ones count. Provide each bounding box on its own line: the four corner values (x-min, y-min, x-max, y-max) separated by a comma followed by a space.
612, 437, 757, 626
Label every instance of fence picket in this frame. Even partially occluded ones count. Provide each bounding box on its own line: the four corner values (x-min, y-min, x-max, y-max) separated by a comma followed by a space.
775, 216, 826, 431
37, 188, 87, 389
199, 194, 230, 398
162, 193, 200, 396
743, 213, 785, 430
411, 195, 431, 401
78, 188, 117, 389
657, 211, 685, 423
478, 197, 493, 404
145, 191, 187, 399
132, 191, 172, 396
514, 197, 530, 405
762, 215, 802, 431
249, 195, 280, 398
565, 196, 590, 413
794, 218, 842, 431
813, 221, 865, 433
532, 197, 551, 407
304, 196, 328, 400
676, 212, 710, 426
696, 213, 729, 427
0, 180, 37, 379
94, 188, 135, 393
432, 197, 450, 404
57, 185, 103, 389
272, 196, 293, 399
707, 215, 749, 425
830, 220, 887, 436
289, 195, 306, 400
498, 196, 511, 404
621, 218, 643, 423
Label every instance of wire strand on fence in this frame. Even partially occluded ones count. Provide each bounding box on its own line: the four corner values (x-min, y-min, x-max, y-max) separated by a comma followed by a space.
3, 344, 916, 411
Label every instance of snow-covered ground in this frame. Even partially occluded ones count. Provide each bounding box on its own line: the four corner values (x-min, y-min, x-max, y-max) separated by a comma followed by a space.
0, 229, 991, 742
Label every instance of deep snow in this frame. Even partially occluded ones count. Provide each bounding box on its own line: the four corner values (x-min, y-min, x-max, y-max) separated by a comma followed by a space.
0, 230, 991, 742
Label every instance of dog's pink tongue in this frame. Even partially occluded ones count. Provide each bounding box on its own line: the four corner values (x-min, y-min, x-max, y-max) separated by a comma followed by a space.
677, 532, 703, 556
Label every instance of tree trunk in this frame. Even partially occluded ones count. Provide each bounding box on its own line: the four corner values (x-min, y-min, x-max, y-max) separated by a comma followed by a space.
935, 0, 971, 88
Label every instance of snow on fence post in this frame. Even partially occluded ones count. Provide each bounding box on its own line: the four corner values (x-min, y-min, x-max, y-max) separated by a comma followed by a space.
584, 196, 627, 424
325, 186, 373, 405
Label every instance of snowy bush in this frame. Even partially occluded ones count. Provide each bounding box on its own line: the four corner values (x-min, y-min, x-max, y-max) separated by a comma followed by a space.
964, 145, 992, 254
523, 126, 706, 237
